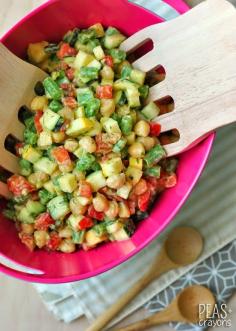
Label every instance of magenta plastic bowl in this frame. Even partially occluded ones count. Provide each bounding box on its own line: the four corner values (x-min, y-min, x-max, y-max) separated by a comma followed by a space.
0, 0, 214, 283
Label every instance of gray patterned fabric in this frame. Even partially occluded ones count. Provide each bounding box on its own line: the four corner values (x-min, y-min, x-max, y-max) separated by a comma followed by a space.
146, 241, 236, 330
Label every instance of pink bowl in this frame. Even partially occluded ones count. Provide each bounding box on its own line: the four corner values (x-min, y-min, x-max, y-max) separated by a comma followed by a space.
0, 0, 214, 283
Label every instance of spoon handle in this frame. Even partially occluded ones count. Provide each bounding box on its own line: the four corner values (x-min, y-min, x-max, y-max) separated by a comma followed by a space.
115, 307, 181, 331
85, 273, 152, 331
85, 257, 173, 331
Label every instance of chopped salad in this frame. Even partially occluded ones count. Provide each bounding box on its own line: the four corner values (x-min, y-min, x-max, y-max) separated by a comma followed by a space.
4, 24, 177, 253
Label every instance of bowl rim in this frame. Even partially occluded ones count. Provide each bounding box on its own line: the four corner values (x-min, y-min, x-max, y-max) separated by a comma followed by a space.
0, 0, 215, 283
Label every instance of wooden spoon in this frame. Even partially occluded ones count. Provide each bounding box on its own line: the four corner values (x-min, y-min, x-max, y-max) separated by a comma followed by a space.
121, 0, 236, 156
0, 43, 47, 198
85, 227, 203, 331
115, 285, 216, 331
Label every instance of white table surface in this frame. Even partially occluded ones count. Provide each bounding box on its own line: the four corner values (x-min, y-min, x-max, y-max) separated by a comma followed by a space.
0, 1, 235, 330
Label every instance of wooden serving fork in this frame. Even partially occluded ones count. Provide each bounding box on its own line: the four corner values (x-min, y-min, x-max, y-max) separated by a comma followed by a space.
121, 0, 236, 156
0, 44, 47, 198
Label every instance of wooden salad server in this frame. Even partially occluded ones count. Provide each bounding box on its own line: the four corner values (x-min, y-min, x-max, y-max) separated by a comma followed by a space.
121, 0, 236, 156
0, 43, 47, 198
86, 227, 203, 331
115, 285, 215, 331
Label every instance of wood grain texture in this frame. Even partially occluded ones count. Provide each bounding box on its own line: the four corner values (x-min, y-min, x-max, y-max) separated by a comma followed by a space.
0, 1, 235, 331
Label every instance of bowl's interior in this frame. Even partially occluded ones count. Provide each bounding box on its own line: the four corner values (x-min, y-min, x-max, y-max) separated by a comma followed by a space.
0, 0, 214, 283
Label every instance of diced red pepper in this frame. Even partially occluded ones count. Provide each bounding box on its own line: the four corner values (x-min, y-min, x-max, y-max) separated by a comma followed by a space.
66, 68, 75, 81
88, 205, 104, 221
149, 122, 161, 137
7, 175, 35, 196
57, 43, 77, 59
96, 85, 113, 99
52, 146, 72, 166
79, 216, 94, 230
62, 96, 77, 109
104, 55, 114, 68
78, 181, 92, 198
19, 233, 35, 251
35, 212, 55, 231
46, 232, 62, 251
34, 111, 43, 134
137, 189, 151, 212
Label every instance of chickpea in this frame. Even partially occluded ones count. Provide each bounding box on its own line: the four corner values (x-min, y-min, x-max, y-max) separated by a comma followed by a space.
137, 136, 156, 151
126, 132, 136, 145
64, 139, 79, 152
21, 223, 34, 235
34, 230, 49, 248
59, 161, 74, 173
79, 136, 96, 153
106, 173, 126, 189
59, 106, 75, 120
134, 120, 150, 137
31, 96, 48, 112
93, 193, 109, 212
59, 227, 73, 238
128, 142, 145, 158
100, 65, 114, 80
105, 201, 119, 219
134, 179, 148, 195
70, 198, 88, 216
59, 239, 76, 253
100, 99, 116, 117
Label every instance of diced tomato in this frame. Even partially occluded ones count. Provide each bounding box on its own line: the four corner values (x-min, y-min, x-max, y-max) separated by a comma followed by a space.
52, 146, 72, 165
19, 233, 35, 251
15, 142, 24, 156
60, 83, 70, 90
128, 200, 136, 215
104, 55, 114, 68
66, 68, 75, 81
57, 43, 77, 59
7, 175, 35, 196
149, 122, 161, 136
88, 205, 104, 221
137, 189, 151, 212
96, 85, 113, 99
46, 232, 62, 251
62, 96, 77, 109
78, 181, 92, 198
34, 111, 43, 134
160, 172, 177, 188
79, 216, 94, 230
35, 212, 55, 231
134, 179, 148, 196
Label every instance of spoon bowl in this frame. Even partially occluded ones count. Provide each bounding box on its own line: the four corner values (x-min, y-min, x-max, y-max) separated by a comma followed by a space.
116, 285, 216, 331
178, 285, 216, 323
165, 227, 204, 266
